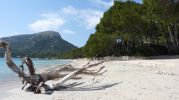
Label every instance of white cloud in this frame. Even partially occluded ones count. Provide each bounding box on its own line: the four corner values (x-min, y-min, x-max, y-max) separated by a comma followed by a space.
62, 6, 78, 15
82, 10, 103, 29
89, 0, 114, 8
62, 6, 103, 30
62, 29, 76, 35
41, 13, 60, 19
29, 14, 65, 32
29, 5, 104, 33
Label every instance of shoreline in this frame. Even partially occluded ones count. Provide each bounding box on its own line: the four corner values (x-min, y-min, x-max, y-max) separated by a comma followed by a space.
0, 58, 73, 82
0, 58, 179, 100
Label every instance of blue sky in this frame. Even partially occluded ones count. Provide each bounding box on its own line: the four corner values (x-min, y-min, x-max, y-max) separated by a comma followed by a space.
0, 0, 142, 47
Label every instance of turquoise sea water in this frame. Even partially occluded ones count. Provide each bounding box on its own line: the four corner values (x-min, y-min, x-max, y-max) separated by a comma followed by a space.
0, 57, 71, 82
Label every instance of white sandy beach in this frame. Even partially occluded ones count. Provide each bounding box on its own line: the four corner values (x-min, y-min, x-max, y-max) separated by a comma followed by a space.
0, 58, 179, 100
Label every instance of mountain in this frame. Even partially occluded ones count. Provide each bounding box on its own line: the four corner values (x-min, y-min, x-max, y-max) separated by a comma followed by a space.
0, 31, 77, 58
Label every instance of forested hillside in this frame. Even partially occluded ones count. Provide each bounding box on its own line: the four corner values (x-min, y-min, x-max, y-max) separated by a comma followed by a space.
0, 31, 77, 58
61, 0, 179, 58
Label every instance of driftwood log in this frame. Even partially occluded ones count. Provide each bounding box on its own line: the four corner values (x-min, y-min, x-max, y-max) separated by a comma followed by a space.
0, 40, 106, 94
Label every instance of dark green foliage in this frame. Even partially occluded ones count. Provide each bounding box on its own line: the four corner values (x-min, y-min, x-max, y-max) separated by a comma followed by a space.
67, 0, 179, 58
83, 33, 117, 57
58, 48, 83, 59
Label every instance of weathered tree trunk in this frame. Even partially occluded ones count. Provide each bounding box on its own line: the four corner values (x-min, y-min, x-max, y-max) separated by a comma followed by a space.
168, 24, 177, 51
0, 40, 106, 93
49, 61, 104, 89
174, 23, 179, 48
23, 57, 35, 76
5, 45, 30, 83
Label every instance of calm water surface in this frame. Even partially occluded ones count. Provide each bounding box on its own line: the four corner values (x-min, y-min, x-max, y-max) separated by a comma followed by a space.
0, 57, 71, 82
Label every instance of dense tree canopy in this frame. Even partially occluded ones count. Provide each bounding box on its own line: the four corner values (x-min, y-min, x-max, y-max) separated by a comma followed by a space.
61, 0, 179, 58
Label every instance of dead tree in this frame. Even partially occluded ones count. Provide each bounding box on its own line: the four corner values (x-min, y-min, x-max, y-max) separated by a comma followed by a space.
0, 40, 106, 93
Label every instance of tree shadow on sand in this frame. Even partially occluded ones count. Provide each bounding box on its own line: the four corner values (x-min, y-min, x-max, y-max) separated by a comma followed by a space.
41, 82, 121, 95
